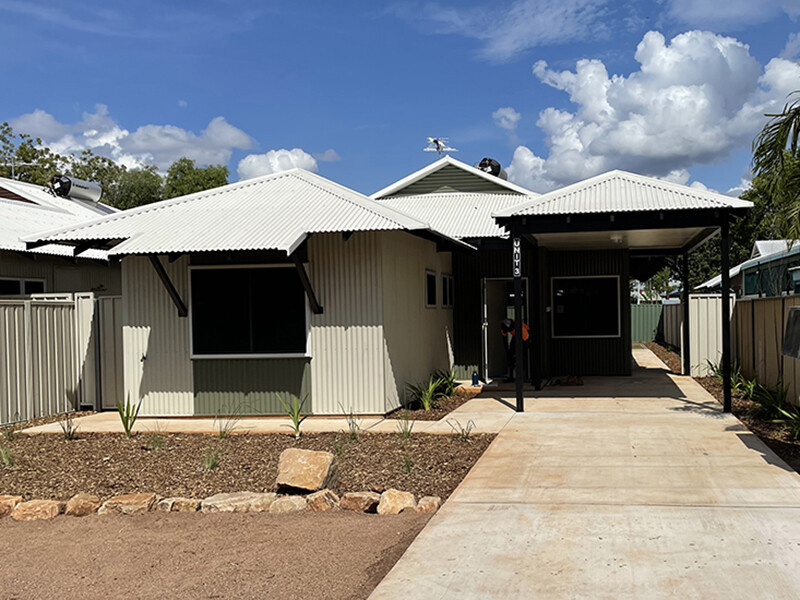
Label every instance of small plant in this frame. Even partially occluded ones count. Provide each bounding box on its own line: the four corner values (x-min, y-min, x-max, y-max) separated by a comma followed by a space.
406, 376, 446, 411
434, 368, 457, 397
58, 412, 78, 440
402, 455, 413, 474
202, 448, 221, 472
749, 384, 788, 420
776, 407, 800, 441
447, 418, 476, 442
2, 427, 15, 442
214, 405, 242, 440
396, 410, 415, 439
117, 396, 142, 438
0, 444, 12, 468
739, 376, 757, 402
339, 403, 361, 441
278, 394, 308, 440
332, 432, 344, 456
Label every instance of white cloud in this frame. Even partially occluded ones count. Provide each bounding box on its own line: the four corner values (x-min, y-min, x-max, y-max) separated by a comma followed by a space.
507, 30, 800, 192
420, 0, 608, 61
237, 149, 318, 180
9, 105, 253, 170
781, 32, 800, 60
665, 0, 800, 30
492, 107, 521, 132
177, 99, 188, 108
313, 149, 341, 162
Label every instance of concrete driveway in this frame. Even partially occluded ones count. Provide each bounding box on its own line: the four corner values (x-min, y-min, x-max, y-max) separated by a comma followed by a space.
370, 348, 800, 599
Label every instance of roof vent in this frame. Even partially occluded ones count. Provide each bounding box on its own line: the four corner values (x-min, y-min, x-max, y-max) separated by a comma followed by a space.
476, 157, 508, 180
49, 174, 103, 204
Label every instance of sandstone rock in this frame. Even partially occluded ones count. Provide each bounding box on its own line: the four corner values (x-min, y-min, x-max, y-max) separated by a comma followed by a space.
248, 493, 277, 512
0, 495, 23, 518
377, 489, 416, 515
268, 495, 307, 514
98, 493, 156, 515
171, 497, 201, 513
340, 491, 380, 513
11, 499, 63, 521
276, 448, 337, 492
200, 492, 274, 513
65, 493, 101, 517
416, 496, 442, 514
156, 498, 175, 512
306, 489, 340, 512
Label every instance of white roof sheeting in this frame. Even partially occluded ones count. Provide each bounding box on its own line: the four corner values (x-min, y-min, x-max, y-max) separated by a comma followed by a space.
377, 192, 526, 239
494, 170, 753, 217
752, 240, 793, 258
698, 240, 800, 290
25, 169, 471, 256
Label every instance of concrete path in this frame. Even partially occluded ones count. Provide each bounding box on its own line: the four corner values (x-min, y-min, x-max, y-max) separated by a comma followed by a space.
370, 348, 800, 599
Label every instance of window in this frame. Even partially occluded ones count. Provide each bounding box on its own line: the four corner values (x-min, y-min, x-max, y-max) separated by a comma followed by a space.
190, 266, 308, 357
0, 278, 46, 295
425, 271, 437, 307
441, 274, 454, 308
551, 276, 620, 338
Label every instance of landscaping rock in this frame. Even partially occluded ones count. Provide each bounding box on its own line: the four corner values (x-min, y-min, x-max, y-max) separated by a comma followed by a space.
306, 489, 340, 512
65, 493, 101, 517
156, 498, 175, 512
377, 489, 416, 515
0, 495, 23, 518
248, 493, 277, 512
98, 493, 156, 515
11, 499, 63, 521
200, 492, 275, 513
416, 496, 442, 514
340, 491, 380, 513
171, 497, 201, 513
268, 495, 307, 514
276, 448, 337, 492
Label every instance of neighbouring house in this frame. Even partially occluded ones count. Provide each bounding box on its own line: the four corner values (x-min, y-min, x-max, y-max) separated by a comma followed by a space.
0, 176, 120, 295
697, 240, 800, 298
24, 169, 468, 416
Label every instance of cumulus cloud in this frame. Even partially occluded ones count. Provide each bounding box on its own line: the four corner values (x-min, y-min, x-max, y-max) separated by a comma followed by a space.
9, 104, 253, 170
664, 0, 800, 30
177, 99, 188, 108
237, 149, 319, 180
313, 149, 341, 162
492, 107, 521, 132
506, 30, 800, 192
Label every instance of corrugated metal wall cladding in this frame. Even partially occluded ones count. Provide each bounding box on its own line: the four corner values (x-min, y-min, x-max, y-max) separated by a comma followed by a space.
122, 256, 193, 416
631, 304, 663, 342
309, 233, 385, 415
388, 165, 513, 197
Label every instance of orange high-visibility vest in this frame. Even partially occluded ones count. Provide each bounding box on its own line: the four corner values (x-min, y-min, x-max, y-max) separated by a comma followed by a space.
501, 322, 530, 341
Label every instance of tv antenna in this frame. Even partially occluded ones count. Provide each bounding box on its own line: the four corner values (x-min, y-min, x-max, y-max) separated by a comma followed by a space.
424, 137, 458, 157
0, 156, 36, 180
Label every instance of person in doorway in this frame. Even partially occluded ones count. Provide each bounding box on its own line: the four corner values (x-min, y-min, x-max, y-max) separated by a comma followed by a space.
500, 318, 530, 382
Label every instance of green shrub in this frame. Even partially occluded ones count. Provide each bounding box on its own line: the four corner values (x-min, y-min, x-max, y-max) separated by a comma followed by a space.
447, 418, 475, 442
434, 368, 457, 397
278, 394, 308, 440
776, 407, 800, 440
0, 444, 12, 468
402, 455, 413, 474
58, 412, 78, 440
117, 396, 142, 438
749, 384, 788, 420
396, 410, 415, 439
202, 448, 221, 472
339, 403, 361, 441
406, 376, 446, 411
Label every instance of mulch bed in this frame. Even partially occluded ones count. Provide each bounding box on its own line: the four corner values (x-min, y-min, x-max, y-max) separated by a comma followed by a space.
646, 340, 800, 473
385, 389, 480, 421
1, 411, 95, 433
0, 431, 493, 502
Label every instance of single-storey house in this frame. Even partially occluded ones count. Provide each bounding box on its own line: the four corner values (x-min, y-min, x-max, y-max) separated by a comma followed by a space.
0, 176, 120, 296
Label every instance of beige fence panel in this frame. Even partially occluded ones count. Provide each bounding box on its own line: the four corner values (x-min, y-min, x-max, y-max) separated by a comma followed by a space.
688, 294, 735, 377
98, 296, 123, 409
662, 303, 682, 348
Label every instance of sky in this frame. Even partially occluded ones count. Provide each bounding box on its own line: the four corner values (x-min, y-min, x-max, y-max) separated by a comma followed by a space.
1, 0, 799, 197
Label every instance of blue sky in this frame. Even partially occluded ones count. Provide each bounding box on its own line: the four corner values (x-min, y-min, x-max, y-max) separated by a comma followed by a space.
1, 0, 799, 196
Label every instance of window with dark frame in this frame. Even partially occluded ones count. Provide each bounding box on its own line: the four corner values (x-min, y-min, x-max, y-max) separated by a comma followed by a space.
425, 271, 437, 307
441, 274, 454, 308
0, 278, 45, 295
191, 266, 307, 356
552, 276, 620, 338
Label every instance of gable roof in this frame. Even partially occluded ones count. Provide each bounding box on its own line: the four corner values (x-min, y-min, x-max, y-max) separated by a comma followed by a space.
371, 155, 535, 199
697, 239, 800, 290
493, 170, 753, 218
752, 240, 792, 259
24, 169, 471, 256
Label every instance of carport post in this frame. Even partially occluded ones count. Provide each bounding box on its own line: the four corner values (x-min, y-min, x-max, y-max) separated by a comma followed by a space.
682, 252, 691, 375
721, 217, 732, 413
512, 227, 525, 412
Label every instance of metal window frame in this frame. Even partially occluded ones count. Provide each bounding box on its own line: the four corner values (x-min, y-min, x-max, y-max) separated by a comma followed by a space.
188, 263, 312, 360
550, 274, 621, 339
425, 269, 438, 309
441, 273, 454, 308
0, 276, 47, 296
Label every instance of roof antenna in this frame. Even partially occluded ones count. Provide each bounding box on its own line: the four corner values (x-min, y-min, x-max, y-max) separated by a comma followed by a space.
0, 156, 36, 180
424, 137, 458, 157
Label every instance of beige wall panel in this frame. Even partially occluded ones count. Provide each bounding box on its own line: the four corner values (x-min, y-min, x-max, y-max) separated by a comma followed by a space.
0, 250, 121, 295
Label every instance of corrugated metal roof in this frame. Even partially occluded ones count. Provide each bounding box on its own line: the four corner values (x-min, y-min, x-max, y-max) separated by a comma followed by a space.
0, 178, 115, 219
752, 240, 793, 259
25, 169, 471, 256
697, 240, 800, 290
494, 170, 753, 217
376, 192, 527, 239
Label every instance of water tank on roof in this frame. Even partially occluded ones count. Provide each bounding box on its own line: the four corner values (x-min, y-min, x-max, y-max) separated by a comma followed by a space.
476, 157, 508, 180
49, 174, 103, 204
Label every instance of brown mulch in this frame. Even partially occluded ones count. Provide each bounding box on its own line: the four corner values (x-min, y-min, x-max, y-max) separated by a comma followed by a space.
0, 431, 493, 502
385, 389, 480, 421
0, 411, 95, 433
643, 341, 682, 373
0, 511, 430, 600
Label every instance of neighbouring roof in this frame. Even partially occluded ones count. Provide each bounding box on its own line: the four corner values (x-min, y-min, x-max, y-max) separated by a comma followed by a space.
24, 169, 471, 256
697, 240, 800, 290
0, 177, 114, 260
752, 240, 792, 259
494, 170, 753, 218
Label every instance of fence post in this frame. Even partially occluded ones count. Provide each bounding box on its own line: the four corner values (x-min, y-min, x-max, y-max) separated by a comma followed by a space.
682, 252, 691, 375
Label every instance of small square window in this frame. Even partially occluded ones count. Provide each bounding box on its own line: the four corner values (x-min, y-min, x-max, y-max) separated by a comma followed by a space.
24, 280, 45, 294
425, 271, 437, 307
0, 279, 22, 295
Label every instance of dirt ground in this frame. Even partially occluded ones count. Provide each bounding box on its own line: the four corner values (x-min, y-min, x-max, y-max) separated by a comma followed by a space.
0, 511, 430, 600
385, 389, 479, 421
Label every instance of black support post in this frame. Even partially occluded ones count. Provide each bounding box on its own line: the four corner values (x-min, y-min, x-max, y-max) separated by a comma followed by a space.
512, 230, 525, 412
682, 252, 691, 375
720, 217, 732, 412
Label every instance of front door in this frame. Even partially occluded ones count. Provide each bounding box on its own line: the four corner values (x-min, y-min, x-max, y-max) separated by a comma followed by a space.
481, 278, 528, 382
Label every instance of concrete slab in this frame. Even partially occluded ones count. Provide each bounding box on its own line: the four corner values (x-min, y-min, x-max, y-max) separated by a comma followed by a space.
370, 348, 800, 599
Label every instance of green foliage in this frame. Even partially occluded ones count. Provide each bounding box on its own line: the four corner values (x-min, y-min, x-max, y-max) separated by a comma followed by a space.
406, 376, 446, 411
2, 427, 15, 442
117, 396, 142, 438
332, 432, 344, 456
111, 165, 163, 209
396, 410, 415, 439
434, 368, 457, 397
775, 407, 800, 440
749, 384, 788, 420
339, 403, 361, 441
278, 394, 308, 440
58, 412, 78, 440
402, 455, 413, 474
68, 149, 126, 199
447, 418, 476, 442
202, 448, 221, 472
214, 404, 243, 439
0, 443, 12, 468
162, 157, 228, 199
0, 121, 69, 184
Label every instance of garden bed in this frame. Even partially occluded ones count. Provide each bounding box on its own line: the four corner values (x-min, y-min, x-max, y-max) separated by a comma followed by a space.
643, 341, 682, 373
385, 389, 480, 421
0, 431, 493, 502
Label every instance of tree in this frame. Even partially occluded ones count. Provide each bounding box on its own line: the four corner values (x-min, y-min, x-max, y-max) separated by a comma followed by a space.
112, 165, 163, 210
0, 121, 69, 185
68, 148, 126, 203
162, 157, 228, 199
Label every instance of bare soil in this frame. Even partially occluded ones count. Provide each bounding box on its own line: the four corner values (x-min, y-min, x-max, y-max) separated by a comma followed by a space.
0, 431, 493, 502
385, 389, 480, 421
0, 511, 430, 600
643, 341, 682, 373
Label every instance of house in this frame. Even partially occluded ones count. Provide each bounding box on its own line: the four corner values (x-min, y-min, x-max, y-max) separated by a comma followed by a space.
0, 177, 120, 296
24, 169, 467, 416
697, 240, 799, 297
